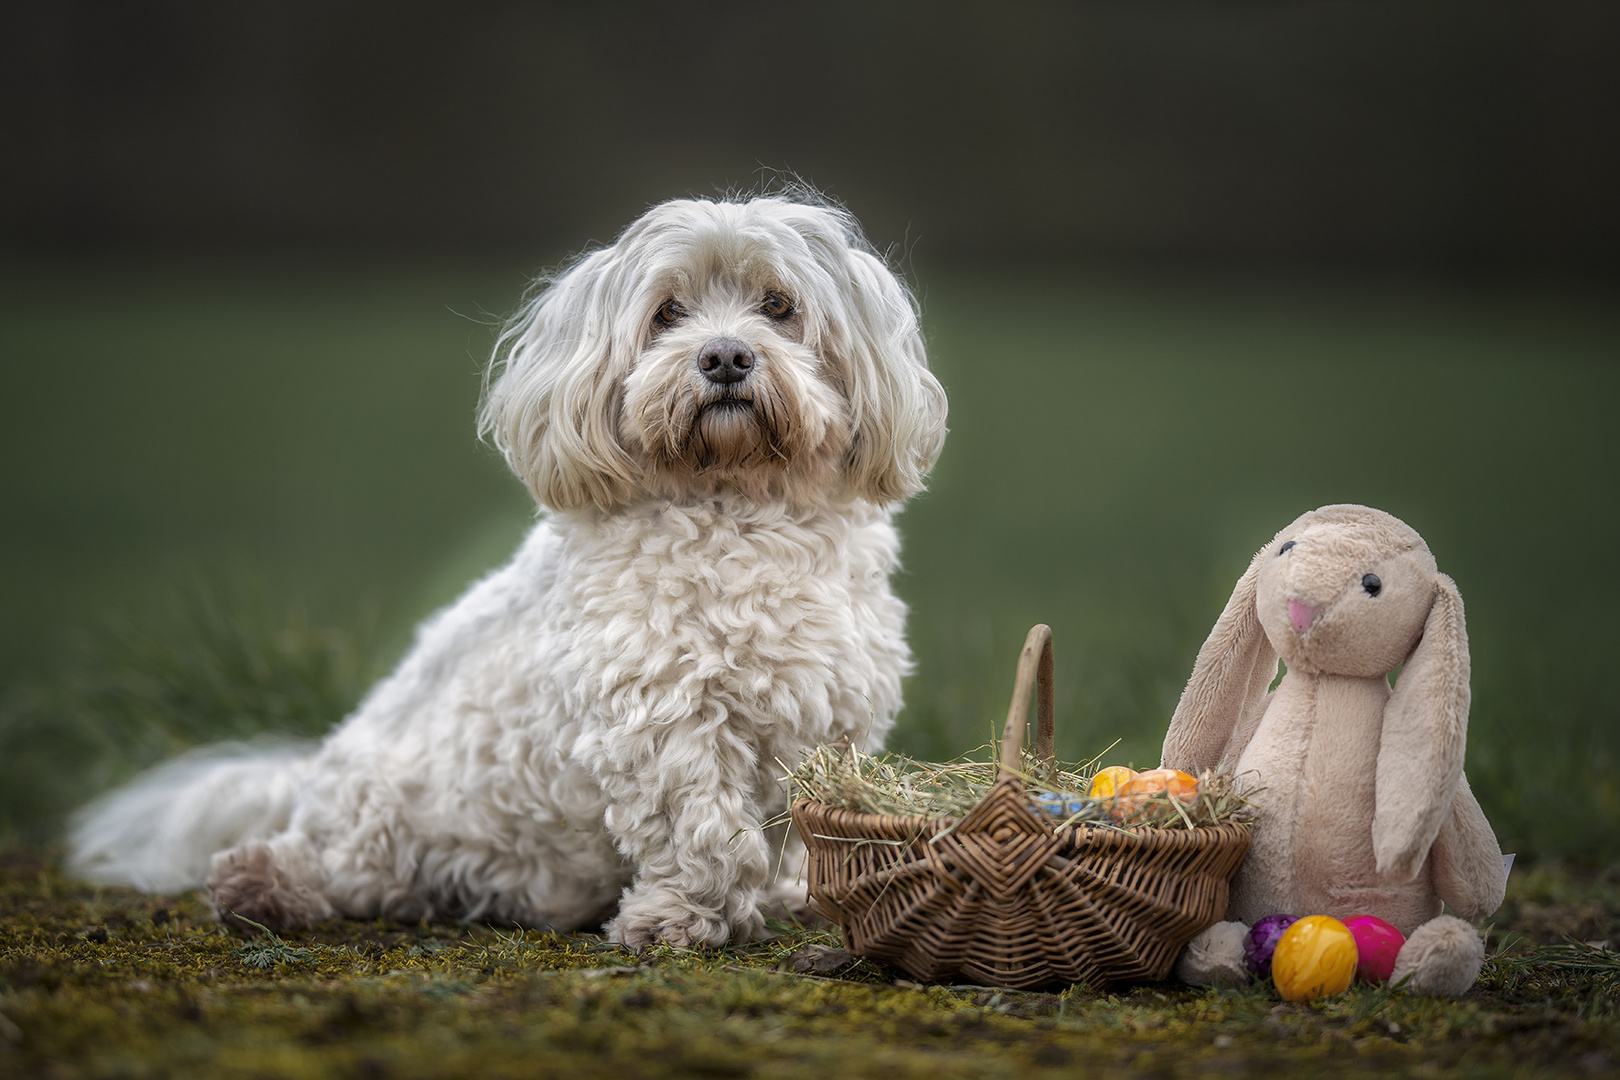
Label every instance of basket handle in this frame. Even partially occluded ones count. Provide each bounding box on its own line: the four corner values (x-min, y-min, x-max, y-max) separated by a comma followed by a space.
999, 624, 1055, 776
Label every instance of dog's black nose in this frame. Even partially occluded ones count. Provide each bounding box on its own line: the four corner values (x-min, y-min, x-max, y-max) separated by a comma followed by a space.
697, 338, 755, 385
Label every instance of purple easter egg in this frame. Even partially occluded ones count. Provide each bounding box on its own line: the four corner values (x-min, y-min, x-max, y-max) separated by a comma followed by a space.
1342, 915, 1406, 983
1244, 913, 1299, 975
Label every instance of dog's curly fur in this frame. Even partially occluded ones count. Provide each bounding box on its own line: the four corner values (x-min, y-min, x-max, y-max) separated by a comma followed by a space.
68, 195, 948, 948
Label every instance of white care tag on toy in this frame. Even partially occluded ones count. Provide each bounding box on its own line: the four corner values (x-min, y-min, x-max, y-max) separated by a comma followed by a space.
1503, 853, 1516, 879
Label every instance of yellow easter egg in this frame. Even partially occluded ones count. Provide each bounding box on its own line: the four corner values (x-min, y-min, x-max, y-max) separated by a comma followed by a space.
1088, 766, 1137, 799
1272, 915, 1358, 1002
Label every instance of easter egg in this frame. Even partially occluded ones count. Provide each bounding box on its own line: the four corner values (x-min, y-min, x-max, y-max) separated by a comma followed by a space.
1244, 913, 1299, 975
1272, 916, 1358, 1002
1088, 766, 1137, 799
1111, 768, 1198, 821
1342, 915, 1406, 983
1031, 792, 1088, 818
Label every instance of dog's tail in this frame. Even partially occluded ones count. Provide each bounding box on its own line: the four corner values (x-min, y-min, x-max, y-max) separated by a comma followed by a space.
66, 740, 315, 893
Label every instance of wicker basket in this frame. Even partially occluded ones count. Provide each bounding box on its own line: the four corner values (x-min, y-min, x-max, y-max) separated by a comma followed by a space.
792, 624, 1251, 990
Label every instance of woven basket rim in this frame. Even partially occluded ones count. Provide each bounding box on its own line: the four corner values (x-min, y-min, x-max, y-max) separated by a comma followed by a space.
791, 794, 1252, 839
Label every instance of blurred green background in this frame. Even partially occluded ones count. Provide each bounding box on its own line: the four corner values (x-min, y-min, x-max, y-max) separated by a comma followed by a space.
1, 2, 1617, 861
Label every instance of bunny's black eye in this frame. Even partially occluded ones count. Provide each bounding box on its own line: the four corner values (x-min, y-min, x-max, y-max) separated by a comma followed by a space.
1278, 541, 1296, 556
1362, 574, 1382, 597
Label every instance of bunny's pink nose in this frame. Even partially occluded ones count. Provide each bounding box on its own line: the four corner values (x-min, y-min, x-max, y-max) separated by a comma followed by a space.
1288, 600, 1323, 634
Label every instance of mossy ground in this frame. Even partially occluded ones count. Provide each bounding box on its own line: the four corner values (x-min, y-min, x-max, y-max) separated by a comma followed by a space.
3, 852, 1617, 1079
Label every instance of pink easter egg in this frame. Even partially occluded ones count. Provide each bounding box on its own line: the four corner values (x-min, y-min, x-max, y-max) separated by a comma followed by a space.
1342, 914, 1406, 983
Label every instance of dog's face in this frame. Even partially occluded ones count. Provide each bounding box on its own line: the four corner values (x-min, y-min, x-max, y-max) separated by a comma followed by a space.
482, 197, 947, 511
616, 219, 846, 502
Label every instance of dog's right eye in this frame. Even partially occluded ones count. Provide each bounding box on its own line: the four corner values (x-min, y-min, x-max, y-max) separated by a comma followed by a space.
1278, 541, 1296, 555
654, 299, 687, 326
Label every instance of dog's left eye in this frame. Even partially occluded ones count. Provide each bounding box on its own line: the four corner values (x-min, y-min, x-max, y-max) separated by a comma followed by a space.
760, 292, 794, 319
655, 299, 687, 326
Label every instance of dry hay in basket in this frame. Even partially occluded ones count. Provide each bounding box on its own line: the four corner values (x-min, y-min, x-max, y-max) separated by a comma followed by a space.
788, 742, 1253, 832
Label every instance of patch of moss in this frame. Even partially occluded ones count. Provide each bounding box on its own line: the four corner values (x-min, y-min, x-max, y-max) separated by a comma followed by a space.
1491, 861, 1620, 946
2, 850, 1617, 1079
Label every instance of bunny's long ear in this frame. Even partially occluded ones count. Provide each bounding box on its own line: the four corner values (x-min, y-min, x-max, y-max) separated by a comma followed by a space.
1161, 548, 1278, 773
1372, 573, 1470, 881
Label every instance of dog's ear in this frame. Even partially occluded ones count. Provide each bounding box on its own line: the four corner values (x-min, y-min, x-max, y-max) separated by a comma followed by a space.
481, 249, 642, 512
822, 248, 947, 504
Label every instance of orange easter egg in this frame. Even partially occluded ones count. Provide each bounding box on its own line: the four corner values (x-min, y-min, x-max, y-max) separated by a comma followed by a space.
1088, 766, 1137, 799
1272, 915, 1359, 1002
1111, 768, 1198, 821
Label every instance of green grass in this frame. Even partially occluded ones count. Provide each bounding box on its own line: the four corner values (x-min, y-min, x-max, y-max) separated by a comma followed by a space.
0, 581, 380, 841
1, 261, 1617, 863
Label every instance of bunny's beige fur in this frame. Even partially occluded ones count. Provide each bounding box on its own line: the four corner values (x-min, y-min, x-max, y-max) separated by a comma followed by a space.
1161, 505, 1505, 995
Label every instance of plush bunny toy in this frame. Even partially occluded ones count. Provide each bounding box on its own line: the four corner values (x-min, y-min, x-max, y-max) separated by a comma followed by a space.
1161, 505, 1505, 996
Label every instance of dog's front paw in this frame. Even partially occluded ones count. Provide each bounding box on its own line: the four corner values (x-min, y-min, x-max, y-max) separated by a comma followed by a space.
606, 894, 763, 951
607, 908, 732, 951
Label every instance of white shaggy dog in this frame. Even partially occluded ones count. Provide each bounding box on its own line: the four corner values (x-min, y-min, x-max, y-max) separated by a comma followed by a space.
68, 195, 947, 949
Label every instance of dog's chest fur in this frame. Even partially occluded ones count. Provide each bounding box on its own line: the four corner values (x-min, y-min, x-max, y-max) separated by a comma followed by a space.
549, 499, 910, 802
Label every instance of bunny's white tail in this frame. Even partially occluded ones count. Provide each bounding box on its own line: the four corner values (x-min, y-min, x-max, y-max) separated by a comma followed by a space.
67, 741, 315, 893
